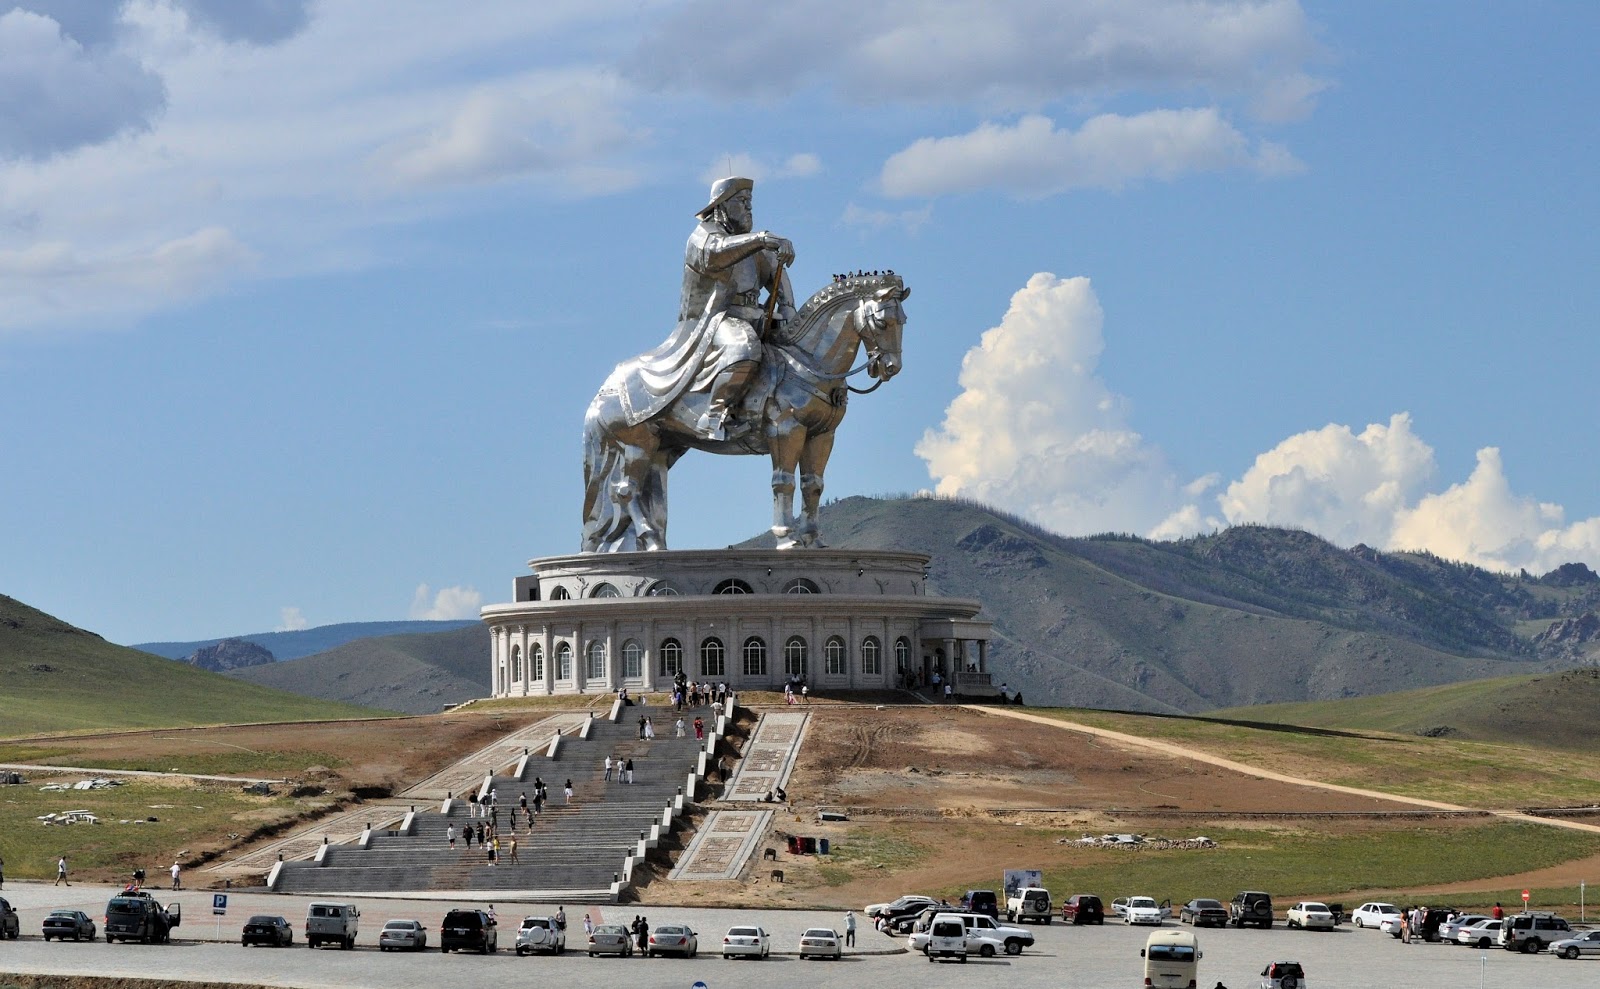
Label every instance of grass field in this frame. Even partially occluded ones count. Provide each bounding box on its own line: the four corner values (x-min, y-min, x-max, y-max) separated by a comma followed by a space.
1029, 707, 1600, 807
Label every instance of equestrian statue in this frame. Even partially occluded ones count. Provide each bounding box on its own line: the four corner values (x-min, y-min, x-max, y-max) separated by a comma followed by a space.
583, 176, 908, 553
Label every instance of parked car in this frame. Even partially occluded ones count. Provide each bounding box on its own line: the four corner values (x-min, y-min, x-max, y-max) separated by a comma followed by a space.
584, 923, 631, 957
865, 894, 936, 918
1114, 896, 1172, 926
1456, 919, 1501, 948
647, 923, 698, 958
378, 919, 426, 952
1379, 916, 1403, 937
885, 900, 944, 932
1350, 903, 1400, 930
42, 910, 97, 942
907, 912, 1035, 956
1062, 894, 1105, 925
1259, 960, 1307, 989
721, 925, 770, 959
1230, 891, 1273, 929
1388, 907, 1452, 942
959, 889, 999, 918
515, 916, 564, 955
798, 927, 842, 960
439, 909, 497, 954
1499, 911, 1572, 953
1179, 899, 1229, 928
240, 915, 293, 947
1005, 887, 1052, 924
923, 919, 966, 964
1551, 929, 1600, 959
304, 901, 358, 950
0, 897, 17, 940
105, 891, 181, 945
1285, 902, 1335, 931
1437, 914, 1489, 944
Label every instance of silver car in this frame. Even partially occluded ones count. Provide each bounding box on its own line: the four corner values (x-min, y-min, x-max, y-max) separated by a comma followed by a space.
377, 919, 427, 952
647, 923, 697, 958
584, 923, 631, 957
1552, 929, 1600, 959
722, 925, 770, 959
516, 916, 567, 956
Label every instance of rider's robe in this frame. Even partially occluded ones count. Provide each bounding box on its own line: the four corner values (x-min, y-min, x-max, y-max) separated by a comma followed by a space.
616, 217, 793, 426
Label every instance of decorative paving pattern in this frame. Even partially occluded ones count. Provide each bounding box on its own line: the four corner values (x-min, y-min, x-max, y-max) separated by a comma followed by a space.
669, 809, 773, 881
722, 711, 808, 802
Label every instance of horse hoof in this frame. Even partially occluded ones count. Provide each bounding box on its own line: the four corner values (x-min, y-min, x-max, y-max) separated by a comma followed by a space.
775, 537, 799, 550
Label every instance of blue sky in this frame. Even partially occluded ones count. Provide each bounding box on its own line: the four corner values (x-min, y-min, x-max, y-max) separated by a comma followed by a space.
2, 1, 1598, 645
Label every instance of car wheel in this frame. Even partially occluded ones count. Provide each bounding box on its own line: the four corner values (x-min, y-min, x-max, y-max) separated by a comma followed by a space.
1522, 939, 1541, 954
106, 934, 114, 944
1004, 939, 1023, 956
1562, 947, 1579, 959
979, 944, 995, 958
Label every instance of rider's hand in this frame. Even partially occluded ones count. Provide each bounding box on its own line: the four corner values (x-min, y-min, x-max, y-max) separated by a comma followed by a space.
773, 238, 795, 266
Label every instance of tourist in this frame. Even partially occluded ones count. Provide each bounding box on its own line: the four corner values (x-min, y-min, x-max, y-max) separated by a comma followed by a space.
487, 836, 497, 866
564, 779, 574, 803
638, 715, 647, 739
476, 823, 486, 846
801, 683, 809, 702
508, 837, 519, 864
844, 909, 856, 947
464, 823, 475, 849
644, 717, 656, 740
675, 717, 685, 738
55, 855, 69, 886
467, 792, 479, 819
624, 757, 634, 784
583, 913, 594, 937
604, 755, 614, 782
0, 854, 6, 889
636, 915, 649, 955
170, 860, 181, 890
693, 716, 705, 739
519, 791, 528, 813
554, 906, 566, 932
944, 682, 953, 702
447, 824, 456, 849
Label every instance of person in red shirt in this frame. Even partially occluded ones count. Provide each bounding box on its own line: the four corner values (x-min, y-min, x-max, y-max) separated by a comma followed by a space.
1492, 902, 1504, 920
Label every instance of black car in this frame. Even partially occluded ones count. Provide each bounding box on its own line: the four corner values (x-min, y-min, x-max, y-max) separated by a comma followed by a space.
104, 891, 181, 944
1230, 891, 1273, 929
1062, 894, 1105, 925
42, 910, 97, 941
960, 890, 999, 919
1180, 899, 1229, 928
440, 909, 498, 954
0, 897, 19, 940
241, 915, 293, 947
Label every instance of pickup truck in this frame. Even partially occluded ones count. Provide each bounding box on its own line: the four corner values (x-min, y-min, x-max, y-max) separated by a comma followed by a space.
104, 891, 181, 944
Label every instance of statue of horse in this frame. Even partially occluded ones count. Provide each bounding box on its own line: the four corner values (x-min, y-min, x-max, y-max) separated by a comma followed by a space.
582, 272, 908, 552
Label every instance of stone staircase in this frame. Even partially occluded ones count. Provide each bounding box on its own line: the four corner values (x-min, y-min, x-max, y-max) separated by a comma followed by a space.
272, 703, 724, 900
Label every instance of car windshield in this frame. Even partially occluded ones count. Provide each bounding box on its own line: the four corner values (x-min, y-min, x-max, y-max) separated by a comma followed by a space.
1129, 898, 1157, 909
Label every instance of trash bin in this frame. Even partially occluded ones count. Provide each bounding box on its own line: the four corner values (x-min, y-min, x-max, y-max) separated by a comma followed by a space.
803, 836, 818, 854
787, 835, 801, 855
819, 837, 830, 855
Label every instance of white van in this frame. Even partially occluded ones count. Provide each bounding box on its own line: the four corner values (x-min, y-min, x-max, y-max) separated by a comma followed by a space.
1142, 929, 1201, 989
925, 918, 968, 963
306, 902, 361, 950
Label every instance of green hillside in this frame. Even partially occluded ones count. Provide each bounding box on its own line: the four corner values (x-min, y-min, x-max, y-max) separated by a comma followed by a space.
228, 624, 489, 714
0, 594, 385, 738
1211, 667, 1600, 752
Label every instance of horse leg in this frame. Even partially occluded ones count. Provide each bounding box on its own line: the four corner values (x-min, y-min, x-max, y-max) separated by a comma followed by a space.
768, 421, 805, 548
619, 428, 667, 550
795, 430, 836, 547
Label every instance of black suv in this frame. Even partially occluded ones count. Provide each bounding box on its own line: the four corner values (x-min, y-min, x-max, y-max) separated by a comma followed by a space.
0, 896, 19, 939
1230, 891, 1273, 929
1500, 911, 1571, 953
440, 909, 498, 954
104, 891, 181, 944
960, 890, 999, 919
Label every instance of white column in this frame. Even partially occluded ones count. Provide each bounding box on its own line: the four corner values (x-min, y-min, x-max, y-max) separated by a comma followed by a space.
604, 621, 617, 691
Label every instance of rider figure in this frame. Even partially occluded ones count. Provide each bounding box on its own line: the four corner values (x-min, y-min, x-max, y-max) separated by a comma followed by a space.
682, 176, 795, 440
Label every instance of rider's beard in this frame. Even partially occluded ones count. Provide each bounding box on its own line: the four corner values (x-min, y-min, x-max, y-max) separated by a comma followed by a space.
720, 205, 753, 234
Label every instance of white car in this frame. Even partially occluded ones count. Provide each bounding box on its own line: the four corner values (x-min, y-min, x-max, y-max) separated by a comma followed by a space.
377, 919, 426, 952
1378, 916, 1404, 937
1260, 960, 1307, 989
906, 913, 1035, 956
1285, 902, 1335, 931
1350, 903, 1400, 929
1552, 929, 1600, 959
1456, 919, 1501, 948
515, 916, 566, 955
1114, 897, 1172, 926
722, 925, 770, 960
1438, 914, 1489, 944
798, 927, 842, 960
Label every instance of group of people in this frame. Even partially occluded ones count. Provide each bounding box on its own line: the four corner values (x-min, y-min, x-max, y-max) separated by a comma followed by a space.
1398, 902, 1504, 943
443, 779, 572, 866
782, 681, 809, 705
602, 754, 636, 784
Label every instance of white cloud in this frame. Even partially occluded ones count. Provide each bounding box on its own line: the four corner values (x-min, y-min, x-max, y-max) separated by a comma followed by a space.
840, 202, 932, 235
698, 152, 821, 186
631, 0, 1324, 116
916, 272, 1187, 534
410, 583, 483, 621
275, 605, 308, 631
881, 109, 1301, 198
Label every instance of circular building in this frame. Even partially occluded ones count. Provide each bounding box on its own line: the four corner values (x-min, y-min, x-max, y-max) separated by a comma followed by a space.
482, 548, 995, 697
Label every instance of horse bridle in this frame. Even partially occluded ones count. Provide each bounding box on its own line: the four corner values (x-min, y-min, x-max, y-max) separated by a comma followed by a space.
774, 295, 894, 395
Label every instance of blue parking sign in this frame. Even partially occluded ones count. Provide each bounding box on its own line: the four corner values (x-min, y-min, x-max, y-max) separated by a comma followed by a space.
213, 894, 228, 915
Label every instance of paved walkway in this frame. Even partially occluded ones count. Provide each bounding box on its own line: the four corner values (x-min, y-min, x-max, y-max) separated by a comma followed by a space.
722, 711, 808, 801
670, 809, 774, 881
969, 705, 1600, 836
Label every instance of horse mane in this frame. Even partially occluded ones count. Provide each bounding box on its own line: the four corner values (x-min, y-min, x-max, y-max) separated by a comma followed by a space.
780, 271, 903, 347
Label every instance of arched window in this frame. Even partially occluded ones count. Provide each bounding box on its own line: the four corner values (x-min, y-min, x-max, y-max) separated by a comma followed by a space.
861, 636, 882, 676
530, 643, 544, 681
622, 639, 644, 679
510, 644, 522, 683
782, 577, 821, 594
550, 586, 570, 601
556, 642, 573, 680
645, 581, 680, 596
785, 635, 808, 677
825, 635, 847, 676
590, 583, 620, 598
742, 636, 767, 677
586, 641, 607, 680
713, 578, 754, 595
700, 637, 726, 677
895, 636, 911, 673
659, 638, 683, 677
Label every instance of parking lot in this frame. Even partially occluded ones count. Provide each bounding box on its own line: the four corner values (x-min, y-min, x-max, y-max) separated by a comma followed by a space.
1, 883, 1596, 988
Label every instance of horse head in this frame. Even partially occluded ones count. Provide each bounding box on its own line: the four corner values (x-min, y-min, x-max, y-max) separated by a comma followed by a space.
858, 281, 909, 382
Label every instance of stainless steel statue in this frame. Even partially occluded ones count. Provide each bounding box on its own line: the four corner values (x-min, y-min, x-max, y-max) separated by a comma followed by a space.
583, 176, 907, 553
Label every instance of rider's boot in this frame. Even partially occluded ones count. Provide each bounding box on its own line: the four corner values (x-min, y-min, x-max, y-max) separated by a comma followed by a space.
697, 360, 758, 440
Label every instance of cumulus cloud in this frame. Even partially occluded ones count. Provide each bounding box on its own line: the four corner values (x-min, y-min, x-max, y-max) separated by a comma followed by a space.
275, 606, 309, 632
699, 152, 820, 185
881, 109, 1300, 198
378, 74, 643, 190
410, 583, 483, 621
630, 0, 1324, 116
916, 272, 1187, 534
171, 0, 313, 45
0, 7, 166, 160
